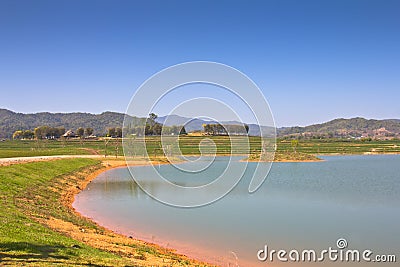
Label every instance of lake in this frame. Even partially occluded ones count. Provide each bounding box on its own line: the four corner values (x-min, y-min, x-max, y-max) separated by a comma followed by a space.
73, 155, 400, 266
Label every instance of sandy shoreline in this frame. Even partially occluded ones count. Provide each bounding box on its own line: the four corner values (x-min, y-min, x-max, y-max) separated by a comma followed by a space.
69, 159, 257, 266
6, 153, 399, 265
58, 158, 216, 267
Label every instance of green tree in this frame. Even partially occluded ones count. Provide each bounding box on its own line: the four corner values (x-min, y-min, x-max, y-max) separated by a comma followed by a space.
144, 125, 152, 135
85, 127, 94, 136
115, 127, 122, 138
34, 127, 42, 139
291, 139, 299, 153
77, 127, 85, 138
22, 130, 34, 139
40, 126, 51, 138
244, 124, 249, 134
12, 130, 23, 139
108, 127, 116, 137
202, 124, 208, 134
148, 113, 158, 127
145, 113, 163, 135
203, 124, 215, 135
55, 127, 65, 138
179, 126, 187, 135
152, 124, 162, 135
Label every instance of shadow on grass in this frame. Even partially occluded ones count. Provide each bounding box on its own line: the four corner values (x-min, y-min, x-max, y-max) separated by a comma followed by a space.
0, 242, 67, 262
0, 242, 109, 266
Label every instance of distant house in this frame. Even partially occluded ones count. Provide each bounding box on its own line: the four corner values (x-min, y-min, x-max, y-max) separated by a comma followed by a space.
62, 130, 77, 138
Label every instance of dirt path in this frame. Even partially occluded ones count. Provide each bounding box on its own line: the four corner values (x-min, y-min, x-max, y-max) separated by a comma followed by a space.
0, 155, 104, 166
80, 147, 101, 155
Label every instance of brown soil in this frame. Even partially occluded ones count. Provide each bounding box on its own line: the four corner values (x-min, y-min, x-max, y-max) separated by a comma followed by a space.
51, 159, 214, 267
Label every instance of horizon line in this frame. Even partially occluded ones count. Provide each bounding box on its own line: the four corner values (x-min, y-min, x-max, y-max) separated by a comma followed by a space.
1, 107, 398, 128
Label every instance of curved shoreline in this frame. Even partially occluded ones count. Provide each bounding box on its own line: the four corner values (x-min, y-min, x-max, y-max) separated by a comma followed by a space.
70, 157, 313, 266
62, 159, 215, 266
66, 153, 400, 263
70, 159, 253, 266
1, 158, 193, 266
4, 154, 399, 265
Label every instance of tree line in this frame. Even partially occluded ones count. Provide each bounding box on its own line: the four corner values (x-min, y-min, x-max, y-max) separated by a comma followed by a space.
12, 113, 188, 139
202, 123, 249, 135
123, 113, 187, 136
12, 126, 95, 140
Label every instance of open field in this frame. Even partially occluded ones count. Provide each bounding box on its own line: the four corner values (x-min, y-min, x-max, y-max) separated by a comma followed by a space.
0, 158, 211, 266
1, 137, 400, 159
276, 139, 400, 154
0, 140, 103, 158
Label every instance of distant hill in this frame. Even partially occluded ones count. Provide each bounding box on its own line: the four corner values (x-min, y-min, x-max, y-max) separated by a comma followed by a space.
0, 109, 143, 138
157, 115, 400, 138
278, 117, 400, 139
156, 115, 275, 136
0, 109, 398, 139
156, 115, 208, 132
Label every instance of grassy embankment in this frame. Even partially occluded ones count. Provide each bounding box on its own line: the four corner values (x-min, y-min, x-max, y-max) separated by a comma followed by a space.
1, 137, 399, 159
0, 158, 211, 266
0, 137, 399, 265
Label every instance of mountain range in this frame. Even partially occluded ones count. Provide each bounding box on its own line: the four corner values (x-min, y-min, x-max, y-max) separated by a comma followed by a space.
278, 117, 400, 138
0, 108, 399, 139
0, 109, 143, 138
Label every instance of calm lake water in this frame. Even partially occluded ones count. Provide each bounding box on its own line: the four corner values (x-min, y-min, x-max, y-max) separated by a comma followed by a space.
73, 155, 400, 266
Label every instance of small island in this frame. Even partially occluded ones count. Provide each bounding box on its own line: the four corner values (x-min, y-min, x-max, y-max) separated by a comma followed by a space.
247, 152, 323, 162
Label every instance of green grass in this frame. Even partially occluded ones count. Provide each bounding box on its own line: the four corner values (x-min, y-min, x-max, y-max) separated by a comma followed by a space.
0, 159, 130, 266
0, 159, 205, 266
0, 137, 262, 158
1, 137, 399, 159
0, 140, 96, 158
248, 151, 322, 162
0, 138, 398, 264
276, 138, 400, 154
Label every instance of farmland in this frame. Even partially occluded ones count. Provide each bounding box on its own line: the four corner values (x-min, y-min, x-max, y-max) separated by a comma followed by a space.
1, 137, 399, 159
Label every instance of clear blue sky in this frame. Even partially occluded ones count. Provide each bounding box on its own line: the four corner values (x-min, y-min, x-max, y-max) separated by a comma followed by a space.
1, 0, 399, 127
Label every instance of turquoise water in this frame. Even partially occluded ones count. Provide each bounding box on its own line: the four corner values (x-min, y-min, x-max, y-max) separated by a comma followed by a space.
73, 155, 400, 266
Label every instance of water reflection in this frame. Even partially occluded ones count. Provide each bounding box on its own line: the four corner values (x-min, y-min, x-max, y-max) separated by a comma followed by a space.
75, 155, 400, 266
